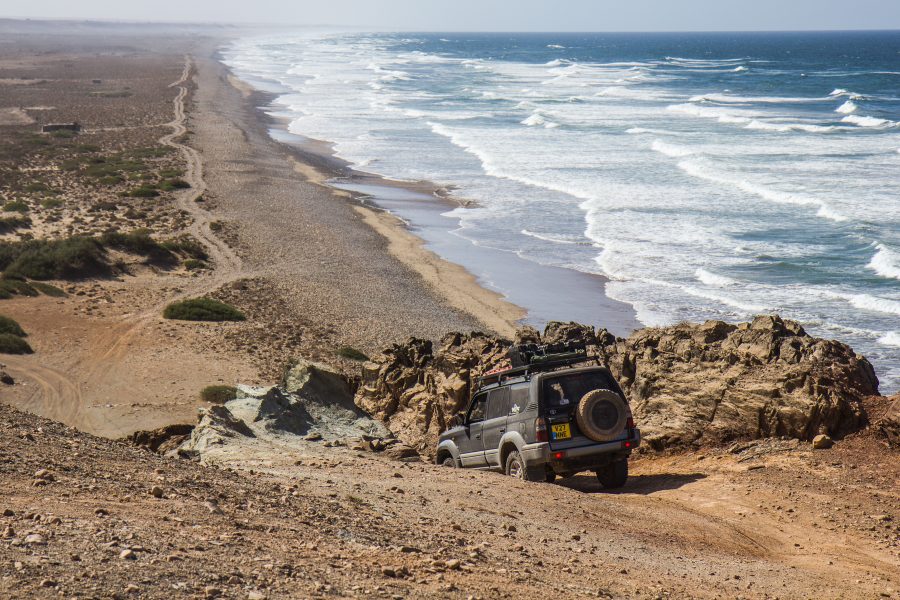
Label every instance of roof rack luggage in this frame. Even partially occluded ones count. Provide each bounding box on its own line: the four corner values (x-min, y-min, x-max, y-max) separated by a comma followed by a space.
477, 341, 591, 387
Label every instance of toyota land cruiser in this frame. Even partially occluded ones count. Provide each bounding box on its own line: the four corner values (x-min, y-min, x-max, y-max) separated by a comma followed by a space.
435, 342, 640, 487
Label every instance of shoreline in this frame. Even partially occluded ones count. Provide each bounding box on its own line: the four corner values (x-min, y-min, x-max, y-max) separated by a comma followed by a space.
220, 47, 642, 338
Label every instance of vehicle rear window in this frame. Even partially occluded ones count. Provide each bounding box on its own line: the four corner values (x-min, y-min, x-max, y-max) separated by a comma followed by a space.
542, 371, 616, 409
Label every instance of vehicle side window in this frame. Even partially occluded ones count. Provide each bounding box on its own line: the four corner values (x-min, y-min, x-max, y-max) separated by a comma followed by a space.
485, 387, 510, 420
508, 384, 529, 415
467, 392, 488, 423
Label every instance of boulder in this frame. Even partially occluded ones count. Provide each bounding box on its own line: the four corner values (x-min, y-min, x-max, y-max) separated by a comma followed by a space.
127, 424, 194, 453
812, 434, 834, 450
180, 405, 255, 454
355, 316, 880, 456
875, 395, 900, 448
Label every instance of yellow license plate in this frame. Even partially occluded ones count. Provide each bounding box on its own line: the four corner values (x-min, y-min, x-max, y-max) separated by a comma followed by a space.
551, 423, 571, 440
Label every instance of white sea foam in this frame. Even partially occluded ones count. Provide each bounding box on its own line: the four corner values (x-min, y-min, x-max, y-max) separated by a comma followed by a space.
733, 66, 748, 72
521, 111, 559, 128
878, 332, 900, 347
651, 140, 695, 157
521, 229, 589, 245
867, 243, 900, 280
743, 120, 840, 133
836, 100, 858, 114
545, 59, 568, 67
626, 127, 681, 136
842, 114, 896, 128
695, 268, 738, 287
689, 93, 822, 104
677, 160, 848, 222
547, 44, 566, 49
845, 294, 900, 316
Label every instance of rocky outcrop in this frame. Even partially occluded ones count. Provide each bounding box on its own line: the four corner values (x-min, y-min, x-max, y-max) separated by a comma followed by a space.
597, 316, 878, 450
875, 396, 900, 448
128, 424, 194, 454
177, 359, 403, 459
355, 316, 880, 455
355, 332, 510, 455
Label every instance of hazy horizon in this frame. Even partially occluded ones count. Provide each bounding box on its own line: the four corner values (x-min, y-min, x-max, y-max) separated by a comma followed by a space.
3, 0, 900, 32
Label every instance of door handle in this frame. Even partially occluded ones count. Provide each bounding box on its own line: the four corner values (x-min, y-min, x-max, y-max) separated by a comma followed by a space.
499, 428, 506, 433
475, 433, 481, 439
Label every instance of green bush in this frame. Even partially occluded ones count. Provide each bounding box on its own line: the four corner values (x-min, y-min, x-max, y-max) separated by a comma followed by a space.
0, 333, 33, 354
0, 216, 31, 233
25, 182, 50, 193
0, 315, 26, 337
50, 129, 76, 139
29, 282, 66, 297
0, 237, 108, 280
0, 278, 38, 299
161, 235, 208, 260
40, 198, 64, 209
337, 346, 369, 361
200, 385, 238, 404
159, 179, 190, 191
100, 230, 174, 263
182, 258, 207, 271
163, 298, 245, 322
128, 186, 159, 198
2, 200, 29, 213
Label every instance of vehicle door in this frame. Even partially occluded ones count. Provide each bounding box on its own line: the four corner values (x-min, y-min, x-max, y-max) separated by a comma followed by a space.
482, 387, 511, 468
458, 391, 488, 468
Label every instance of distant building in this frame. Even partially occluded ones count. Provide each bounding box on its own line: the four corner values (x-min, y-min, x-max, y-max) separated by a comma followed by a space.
41, 122, 81, 133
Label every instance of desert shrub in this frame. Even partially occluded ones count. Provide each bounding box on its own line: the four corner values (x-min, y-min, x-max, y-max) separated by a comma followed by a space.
40, 198, 64, 209
29, 282, 66, 297
0, 237, 108, 280
25, 182, 49, 193
128, 186, 159, 198
182, 258, 207, 271
161, 235, 207, 260
159, 169, 184, 178
100, 229, 174, 263
129, 147, 170, 159
50, 129, 76, 139
2, 200, 29, 213
0, 315, 26, 337
0, 333, 32, 354
98, 175, 124, 186
89, 201, 119, 212
159, 179, 190, 191
0, 216, 31, 233
337, 346, 369, 361
76, 144, 101, 153
0, 278, 38, 299
200, 385, 238, 404
209, 220, 224, 232
163, 298, 245, 322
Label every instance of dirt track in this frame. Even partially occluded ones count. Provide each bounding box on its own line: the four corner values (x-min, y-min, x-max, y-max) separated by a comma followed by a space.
3, 55, 256, 436
1, 403, 897, 599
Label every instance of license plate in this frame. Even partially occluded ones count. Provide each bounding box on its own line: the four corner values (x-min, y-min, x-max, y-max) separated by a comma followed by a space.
551, 423, 571, 440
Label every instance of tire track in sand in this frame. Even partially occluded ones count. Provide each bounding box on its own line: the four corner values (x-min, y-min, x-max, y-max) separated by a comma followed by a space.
7, 56, 250, 433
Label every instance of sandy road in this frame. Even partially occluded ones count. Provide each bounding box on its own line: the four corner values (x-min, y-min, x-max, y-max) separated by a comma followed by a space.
4, 55, 251, 434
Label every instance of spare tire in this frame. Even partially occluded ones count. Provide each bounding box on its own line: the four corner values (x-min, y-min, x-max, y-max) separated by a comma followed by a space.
575, 389, 628, 442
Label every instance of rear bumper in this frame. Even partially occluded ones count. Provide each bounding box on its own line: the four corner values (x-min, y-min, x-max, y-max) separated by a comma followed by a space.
522, 429, 641, 473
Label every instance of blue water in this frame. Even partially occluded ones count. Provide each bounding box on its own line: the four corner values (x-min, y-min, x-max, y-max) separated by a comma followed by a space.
224, 31, 900, 392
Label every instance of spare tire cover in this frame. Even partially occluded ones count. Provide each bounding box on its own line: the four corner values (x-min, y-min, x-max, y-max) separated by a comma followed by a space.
575, 389, 628, 442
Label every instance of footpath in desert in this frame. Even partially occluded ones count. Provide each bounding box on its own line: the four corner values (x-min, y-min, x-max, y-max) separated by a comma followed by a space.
0, 22, 898, 600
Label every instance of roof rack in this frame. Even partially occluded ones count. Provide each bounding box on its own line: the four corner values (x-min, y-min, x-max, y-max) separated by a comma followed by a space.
476, 341, 592, 388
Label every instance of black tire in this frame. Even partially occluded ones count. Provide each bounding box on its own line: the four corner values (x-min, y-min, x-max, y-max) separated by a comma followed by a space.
441, 456, 457, 468
545, 469, 557, 484
505, 450, 542, 482
596, 459, 628, 489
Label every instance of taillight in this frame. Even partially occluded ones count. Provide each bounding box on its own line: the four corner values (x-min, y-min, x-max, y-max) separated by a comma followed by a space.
535, 417, 548, 443
626, 417, 635, 429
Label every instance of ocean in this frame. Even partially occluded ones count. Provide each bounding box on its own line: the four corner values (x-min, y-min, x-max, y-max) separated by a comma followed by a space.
223, 31, 900, 392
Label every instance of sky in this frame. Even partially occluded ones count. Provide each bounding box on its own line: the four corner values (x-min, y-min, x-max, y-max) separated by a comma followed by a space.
4, 0, 900, 31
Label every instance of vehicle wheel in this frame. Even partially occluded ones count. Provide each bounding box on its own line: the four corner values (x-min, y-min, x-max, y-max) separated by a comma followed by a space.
545, 469, 557, 484
441, 456, 457, 468
596, 459, 628, 489
505, 450, 542, 481
576, 389, 628, 443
